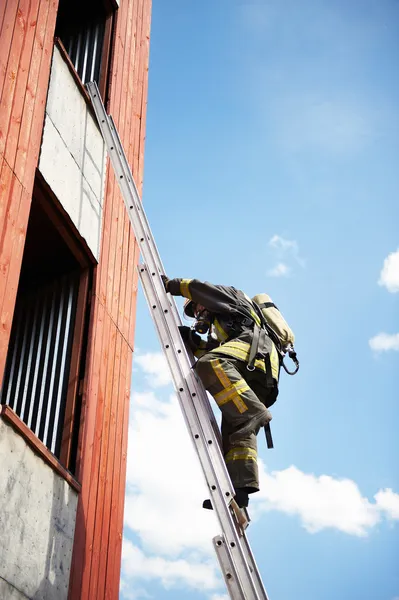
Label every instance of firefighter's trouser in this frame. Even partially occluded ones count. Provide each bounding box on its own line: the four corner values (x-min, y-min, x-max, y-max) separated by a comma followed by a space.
195, 352, 276, 493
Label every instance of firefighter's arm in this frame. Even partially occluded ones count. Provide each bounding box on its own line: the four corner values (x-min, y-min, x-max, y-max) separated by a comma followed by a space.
163, 277, 235, 314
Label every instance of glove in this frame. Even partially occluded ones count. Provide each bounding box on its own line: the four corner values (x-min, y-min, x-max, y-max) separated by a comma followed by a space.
179, 325, 192, 343
161, 274, 170, 292
178, 326, 201, 350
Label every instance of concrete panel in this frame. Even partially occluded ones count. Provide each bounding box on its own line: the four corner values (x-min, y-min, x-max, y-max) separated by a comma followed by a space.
83, 109, 107, 204
39, 46, 106, 260
81, 177, 102, 258
39, 113, 103, 260
40, 115, 82, 226
46, 48, 87, 168
0, 579, 28, 600
0, 420, 78, 600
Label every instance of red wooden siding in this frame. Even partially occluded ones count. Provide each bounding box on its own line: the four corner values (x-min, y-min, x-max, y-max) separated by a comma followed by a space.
0, 0, 59, 386
68, 1, 152, 599
0, 0, 152, 598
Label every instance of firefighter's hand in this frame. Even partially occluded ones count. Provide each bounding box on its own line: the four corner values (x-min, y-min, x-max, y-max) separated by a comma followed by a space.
179, 326, 201, 350
161, 274, 170, 292
178, 325, 192, 343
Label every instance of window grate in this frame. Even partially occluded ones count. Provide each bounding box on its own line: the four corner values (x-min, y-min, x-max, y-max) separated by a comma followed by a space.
65, 17, 105, 85
55, 0, 112, 90
1, 273, 79, 458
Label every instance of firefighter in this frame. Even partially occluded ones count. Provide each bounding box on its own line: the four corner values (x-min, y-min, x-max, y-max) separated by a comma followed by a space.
161, 276, 280, 509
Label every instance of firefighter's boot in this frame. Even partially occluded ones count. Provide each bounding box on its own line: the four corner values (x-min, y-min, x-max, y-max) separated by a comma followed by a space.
202, 488, 249, 510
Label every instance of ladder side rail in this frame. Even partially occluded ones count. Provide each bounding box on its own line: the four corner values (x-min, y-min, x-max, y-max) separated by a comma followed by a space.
241, 536, 270, 600
85, 86, 231, 497
213, 535, 245, 600
89, 97, 238, 524
87, 82, 264, 600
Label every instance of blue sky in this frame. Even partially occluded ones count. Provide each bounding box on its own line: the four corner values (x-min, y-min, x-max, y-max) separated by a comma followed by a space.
120, 1, 399, 599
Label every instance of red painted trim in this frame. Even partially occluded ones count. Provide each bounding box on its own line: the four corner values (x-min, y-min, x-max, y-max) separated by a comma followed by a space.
54, 38, 92, 106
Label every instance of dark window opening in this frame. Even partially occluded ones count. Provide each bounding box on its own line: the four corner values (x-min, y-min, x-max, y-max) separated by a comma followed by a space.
0, 183, 92, 475
55, 0, 115, 98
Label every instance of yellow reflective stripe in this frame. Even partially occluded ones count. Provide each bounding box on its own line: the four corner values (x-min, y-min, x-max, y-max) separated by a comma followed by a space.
232, 395, 247, 414
211, 358, 231, 388
210, 359, 248, 414
213, 318, 228, 341
214, 379, 250, 406
250, 308, 262, 327
270, 343, 279, 380
211, 342, 266, 372
180, 279, 192, 299
225, 447, 257, 462
214, 340, 251, 355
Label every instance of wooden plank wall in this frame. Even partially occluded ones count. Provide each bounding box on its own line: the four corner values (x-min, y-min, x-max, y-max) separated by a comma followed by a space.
0, 0, 60, 386
68, 1, 152, 599
0, 0, 152, 598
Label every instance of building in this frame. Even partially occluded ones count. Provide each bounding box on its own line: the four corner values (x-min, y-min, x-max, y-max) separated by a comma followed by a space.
0, 0, 151, 598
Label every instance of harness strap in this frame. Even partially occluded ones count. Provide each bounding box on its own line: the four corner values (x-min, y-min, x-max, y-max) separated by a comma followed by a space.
264, 423, 274, 449
248, 321, 276, 450
258, 301, 278, 310
247, 324, 260, 371
263, 351, 275, 389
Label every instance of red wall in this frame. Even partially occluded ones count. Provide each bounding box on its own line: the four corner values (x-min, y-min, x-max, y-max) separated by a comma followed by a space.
0, 0, 60, 384
0, 1, 152, 598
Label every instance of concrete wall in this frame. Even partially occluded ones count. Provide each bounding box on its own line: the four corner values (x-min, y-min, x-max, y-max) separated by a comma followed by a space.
0, 419, 78, 600
39, 46, 107, 260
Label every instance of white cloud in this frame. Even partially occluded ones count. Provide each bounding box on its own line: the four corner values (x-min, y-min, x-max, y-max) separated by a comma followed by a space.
369, 333, 399, 353
253, 463, 380, 536
122, 541, 220, 591
210, 595, 229, 600
125, 390, 219, 557
134, 351, 173, 387
269, 235, 298, 253
378, 249, 399, 293
374, 489, 399, 520
268, 234, 305, 269
267, 262, 290, 277
119, 580, 152, 600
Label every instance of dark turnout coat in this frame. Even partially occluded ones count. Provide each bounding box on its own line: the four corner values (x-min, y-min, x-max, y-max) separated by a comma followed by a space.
167, 278, 279, 385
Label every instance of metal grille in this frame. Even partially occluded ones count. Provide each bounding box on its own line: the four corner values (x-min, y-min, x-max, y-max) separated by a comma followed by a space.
65, 16, 106, 85
1, 273, 79, 458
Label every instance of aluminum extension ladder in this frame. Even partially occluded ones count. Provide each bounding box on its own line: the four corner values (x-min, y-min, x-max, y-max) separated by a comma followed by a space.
86, 81, 270, 600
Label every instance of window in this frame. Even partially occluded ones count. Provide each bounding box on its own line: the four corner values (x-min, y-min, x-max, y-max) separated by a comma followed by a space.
0, 178, 92, 474
55, 0, 116, 98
